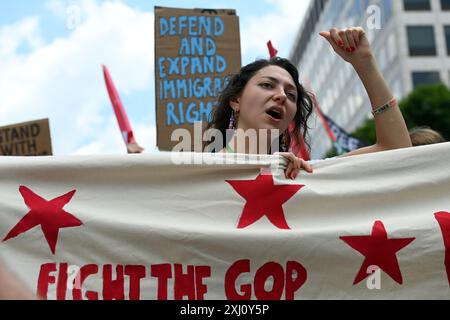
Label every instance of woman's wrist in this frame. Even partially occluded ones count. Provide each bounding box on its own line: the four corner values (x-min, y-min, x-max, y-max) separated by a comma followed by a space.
350, 53, 376, 73
350, 53, 393, 108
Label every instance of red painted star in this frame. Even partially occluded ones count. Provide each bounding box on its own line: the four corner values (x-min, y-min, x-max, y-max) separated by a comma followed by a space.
434, 211, 450, 285
3, 186, 83, 254
226, 174, 304, 229
340, 220, 415, 285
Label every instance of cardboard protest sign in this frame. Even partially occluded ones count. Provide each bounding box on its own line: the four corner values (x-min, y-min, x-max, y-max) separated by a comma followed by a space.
154, 6, 241, 151
0, 119, 52, 156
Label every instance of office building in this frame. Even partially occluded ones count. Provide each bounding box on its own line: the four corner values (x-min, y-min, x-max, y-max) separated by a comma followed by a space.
289, 0, 450, 158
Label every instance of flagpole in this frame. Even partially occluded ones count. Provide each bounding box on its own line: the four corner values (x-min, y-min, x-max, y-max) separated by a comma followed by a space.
102, 65, 144, 154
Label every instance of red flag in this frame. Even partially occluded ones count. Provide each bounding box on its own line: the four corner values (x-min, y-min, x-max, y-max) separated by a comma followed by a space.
267, 40, 278, 58
303, 78, 337, 143
310, 94, 337, 142
102, 65, 143, 154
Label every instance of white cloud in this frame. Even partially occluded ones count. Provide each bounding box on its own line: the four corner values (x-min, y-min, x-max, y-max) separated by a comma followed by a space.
71, 115, 157, 155
0, 0, 155, 155
134, 122, 158, 154
241, 0, 311, 62
0, 0, 312, 156
0, 17, 44, 58
45, 0, 68, 20
71, 116, 123, 155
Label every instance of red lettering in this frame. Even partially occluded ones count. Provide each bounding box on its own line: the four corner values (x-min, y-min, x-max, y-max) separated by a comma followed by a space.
285, 261, 307, 300
435, 211, 450, 285
102, 265, 125, 300
37, 263, 57, 300
174, 264, 195, 300
151, 264, 172, 300
195, 266, 211, 300
225, 259, 251, 300
56, 263, 68, 300
225, 260, 308, 300
254, 262, 284, 300
125, 265, 146, 300
72, 264, 99, 300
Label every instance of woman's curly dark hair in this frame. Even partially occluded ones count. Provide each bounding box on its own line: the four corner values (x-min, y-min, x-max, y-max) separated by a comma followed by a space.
205, 57, 313, 153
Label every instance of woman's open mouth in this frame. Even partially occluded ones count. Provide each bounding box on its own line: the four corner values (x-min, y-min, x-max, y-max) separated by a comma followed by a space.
266, 107, 284, 122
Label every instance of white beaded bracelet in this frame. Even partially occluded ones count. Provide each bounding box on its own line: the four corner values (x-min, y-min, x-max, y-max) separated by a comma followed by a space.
372, 98, 397, 117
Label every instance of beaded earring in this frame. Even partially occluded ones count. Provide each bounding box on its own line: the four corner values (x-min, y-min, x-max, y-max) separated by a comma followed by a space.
228, 109, 237, 130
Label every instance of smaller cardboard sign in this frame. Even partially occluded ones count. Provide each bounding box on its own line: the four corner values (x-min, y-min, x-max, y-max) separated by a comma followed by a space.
0, 119, 53, 156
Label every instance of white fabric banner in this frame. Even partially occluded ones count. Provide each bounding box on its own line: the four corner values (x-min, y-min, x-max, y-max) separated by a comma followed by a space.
1, 143, 450, 300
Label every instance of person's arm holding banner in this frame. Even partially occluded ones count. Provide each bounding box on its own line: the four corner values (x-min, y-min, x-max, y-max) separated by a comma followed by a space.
0, 260, 36, 299
319, 27, 412, 157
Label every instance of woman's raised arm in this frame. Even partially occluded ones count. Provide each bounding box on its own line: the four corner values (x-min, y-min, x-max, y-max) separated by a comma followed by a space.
319, 27, 412, 156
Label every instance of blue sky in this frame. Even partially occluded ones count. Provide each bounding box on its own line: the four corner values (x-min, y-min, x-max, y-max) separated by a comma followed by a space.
0, 0, 311, 155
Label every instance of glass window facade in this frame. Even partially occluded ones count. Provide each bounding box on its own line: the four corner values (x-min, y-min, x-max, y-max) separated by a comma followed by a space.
404, 0, 431, 10
407, 26, 437, 56
412, 72, 441, 88
441, 0, 450, 10
445, 26, 450, 55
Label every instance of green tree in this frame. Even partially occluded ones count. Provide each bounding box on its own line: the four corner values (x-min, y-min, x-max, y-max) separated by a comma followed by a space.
323, 84, 450, 156
400, 84, 450, 140
350, 84, 450, 145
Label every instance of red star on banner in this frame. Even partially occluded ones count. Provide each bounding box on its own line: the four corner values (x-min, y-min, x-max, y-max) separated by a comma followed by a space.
226, 174, 304, 229
434, 211, 450, 286
340, 220, 415, 285
3, 186, 83, 254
